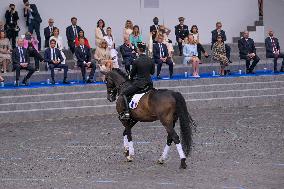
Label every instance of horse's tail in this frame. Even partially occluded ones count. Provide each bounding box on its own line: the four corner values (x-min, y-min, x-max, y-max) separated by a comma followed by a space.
172, 92, 195, 157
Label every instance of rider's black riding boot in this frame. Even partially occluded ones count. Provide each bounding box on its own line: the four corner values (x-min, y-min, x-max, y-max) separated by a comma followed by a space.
120, 95, 130, 120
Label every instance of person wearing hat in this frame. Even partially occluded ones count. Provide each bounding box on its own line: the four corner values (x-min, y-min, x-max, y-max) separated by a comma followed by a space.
119, 43, 155, 120
175, 17, 189, 56
5, 4, 19, 49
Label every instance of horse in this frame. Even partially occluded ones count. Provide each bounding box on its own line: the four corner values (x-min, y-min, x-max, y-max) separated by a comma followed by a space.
103, 69, 196, 169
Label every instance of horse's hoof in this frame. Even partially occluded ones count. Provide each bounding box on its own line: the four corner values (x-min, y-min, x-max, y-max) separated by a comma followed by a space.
157, 158, 165, 164
179, 158, 187, 169
126, 156, 133, 162
123, 149, 129, 157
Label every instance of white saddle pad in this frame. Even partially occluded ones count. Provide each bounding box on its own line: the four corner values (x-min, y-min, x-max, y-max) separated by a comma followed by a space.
129, 93, 146, 109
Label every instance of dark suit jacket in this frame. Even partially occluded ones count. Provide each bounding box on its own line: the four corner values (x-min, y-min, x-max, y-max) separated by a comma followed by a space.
44, 26, 55, 46
5, 10, 19, 27
12, 47, 30, 65
75, 46, 92, 63
66, 25, 82, 42
44, 48, 64, 64
238, 38, 256, 57
211, 29, 227, 44
175, 24, 189, 41
120, 44, 136, 65
265, 37, 280, 57
153, 43, 169, 60
23, 4, 42, 26
130, 54, 155, 87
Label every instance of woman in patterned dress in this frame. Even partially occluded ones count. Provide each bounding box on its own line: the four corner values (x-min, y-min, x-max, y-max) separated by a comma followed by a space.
212, 35, 229, 76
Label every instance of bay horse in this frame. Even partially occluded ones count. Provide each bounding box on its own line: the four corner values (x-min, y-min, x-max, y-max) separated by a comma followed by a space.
103, 69, 195, 169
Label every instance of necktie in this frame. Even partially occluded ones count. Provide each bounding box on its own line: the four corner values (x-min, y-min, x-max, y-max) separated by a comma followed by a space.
19, 48, 25, 63
74, 26, 77, 37
159, 43, 164, 57
271, 38, 278, 54
53, 48, 56, 61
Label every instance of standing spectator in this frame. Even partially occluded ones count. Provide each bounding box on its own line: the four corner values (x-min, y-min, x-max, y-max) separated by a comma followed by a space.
44, 18, 55, 48
94, 40, 113, 74
12, 38, 35, 86
120, 37, 136, 74
104, 27, 119, 69
44, 39, 69, 84
211, 22, 231, 62
183, 35, 200, 77
153, 34, 174, 79
212, 35, 229, 76
150, 17, 160, 43
190, 25, 209, 60
49, 27, 66, 65
23, 32, 44, 72
0, 30, 12, 73
66, 17, 82, 54
238, 31, 260, 74
123, 20, 133, 40
75, 30, 90, 48
95, 19, 106, 47
23, 0, 42, 51
129, 25, 143, 48
265, 30, 284, 73
5, 4, 19, 49
75, 38, 96, 83
175, 17, 189, 56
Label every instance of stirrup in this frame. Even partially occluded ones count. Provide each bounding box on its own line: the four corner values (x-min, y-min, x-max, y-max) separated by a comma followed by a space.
120, 112, 130, 120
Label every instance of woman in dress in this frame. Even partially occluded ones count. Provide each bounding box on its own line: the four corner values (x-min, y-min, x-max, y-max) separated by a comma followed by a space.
95, 19, 106, 47
0, 30, 12, 73
212, 35, 229, 76
104, 27, 119, 69
94, 40, 113, 75
123, 20, 133, 40
190, 25, 209, 60
75, 30, 90, 48
129, 25, 142, 48
49, 27, 66, 64
183, 34, 200, 77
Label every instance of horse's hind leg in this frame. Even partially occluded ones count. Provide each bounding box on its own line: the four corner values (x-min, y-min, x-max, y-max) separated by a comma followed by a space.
123, 129, 129, 157
158, 134, 173, 164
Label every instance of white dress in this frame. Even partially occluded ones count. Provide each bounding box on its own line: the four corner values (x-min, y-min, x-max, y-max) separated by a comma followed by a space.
103, 35, 119, 68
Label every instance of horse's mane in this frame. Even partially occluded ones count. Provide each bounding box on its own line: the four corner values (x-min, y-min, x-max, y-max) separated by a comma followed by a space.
112, 68, 128, 80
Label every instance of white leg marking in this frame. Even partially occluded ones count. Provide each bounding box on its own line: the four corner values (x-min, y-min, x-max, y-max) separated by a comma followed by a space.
176, 143, 186, 159
128, 141, 134, 156
123, 135, 129, 149
161, 145, 170, 160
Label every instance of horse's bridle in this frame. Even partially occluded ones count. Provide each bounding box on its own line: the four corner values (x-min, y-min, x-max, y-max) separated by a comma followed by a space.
107, 79, 128, 97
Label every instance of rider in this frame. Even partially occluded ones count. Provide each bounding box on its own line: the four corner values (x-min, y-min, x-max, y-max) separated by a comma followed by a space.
120, 43, 155, 120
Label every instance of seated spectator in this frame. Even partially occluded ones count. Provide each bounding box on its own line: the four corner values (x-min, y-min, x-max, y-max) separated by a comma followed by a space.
129, 25, 142, 48
211, 22, 231, 62
157, 25, 174, 63
75, 38, 96, 83
0, 30, 12, 73
95, 19, 106, 47
123, 20, 133, 40
238, 31, 260, 74
44, 39, 69, 85
5, 4, 19, 49
175, 17, 189, 56
120, 37, 136, 74
190, 25, 209, 60
49, 27, 66, 65
150, 17, 160, 44
104, 27, 119, 69
212, 35, 229, 76
23, 32, 44, 72
75, 30, 90, 48
153, 34, 174, 79
12, 38, 35, 86
94, 40, 113, 75
265, 30, 284, 73
66, 17, 82, 54
44, 18, 55, 48
183, 35, 200, 77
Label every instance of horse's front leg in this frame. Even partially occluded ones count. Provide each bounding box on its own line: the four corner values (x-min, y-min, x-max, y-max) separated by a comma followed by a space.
121, 119, 137, 162
123, 129, 129, 157
126, 126, 134, 162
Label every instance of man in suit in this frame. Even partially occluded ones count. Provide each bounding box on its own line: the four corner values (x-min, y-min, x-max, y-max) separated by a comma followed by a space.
265, 30, 284, 73
44, 18, 55, 48
23, 0, 42, 51
120, 43, 155, 120
66, 17, 82, 54
150, 17, 160, 44
120, 37, 137, 74
44, 39, 70, 85
238, 31, 260, 74
153, 34, 174, 79
75, 38, 96, 83
175, 17, 189, 56
12, 38, 35, 86
211, 22, 231, 62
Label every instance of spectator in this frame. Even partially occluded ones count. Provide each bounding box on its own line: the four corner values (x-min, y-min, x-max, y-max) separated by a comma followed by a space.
23, 0, 42, 51
94, 40, 113, 75
66, 17, 82, 54
0, 21, 4, 31
23, 32, 44, 72
95, 19, 106, 47
175, 17, 189, 56
123, 20, 133, 40
183, 35, 200, 77
49, 27, 66, 65
265, 30, 284, 73
120, 37, 136, 74
190, 25, 209, 60
238, 31, 260, 74
44, 18, 55, 48
44, 39, 69, 84
12, 38, 35, 86
157, 25, 174, 63
75, 38, 96, 83
130, 25, 143, 48
150, 17, 160, 43
211, 21, 231, 62
75, 30, 90, 48
104, 27, 119, 69
5, 4, 19, 49
0, 30, 12, 73
212, 35, 229, 76
153, 34, 174, 79
0, 75, 4, 82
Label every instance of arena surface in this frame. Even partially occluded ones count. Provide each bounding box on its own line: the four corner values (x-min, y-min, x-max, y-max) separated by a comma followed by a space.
0, 105, 283, 189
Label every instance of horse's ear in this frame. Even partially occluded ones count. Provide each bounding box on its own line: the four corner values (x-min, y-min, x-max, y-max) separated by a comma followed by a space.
100, 71, 108, 75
